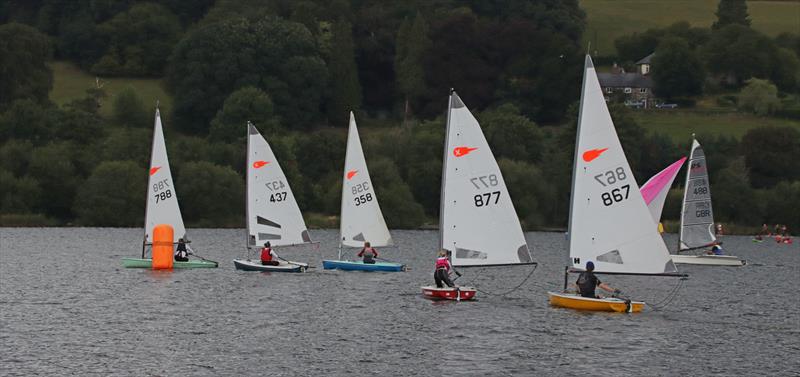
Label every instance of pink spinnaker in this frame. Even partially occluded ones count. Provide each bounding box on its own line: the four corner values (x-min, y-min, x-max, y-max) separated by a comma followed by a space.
640, 157, 687, 223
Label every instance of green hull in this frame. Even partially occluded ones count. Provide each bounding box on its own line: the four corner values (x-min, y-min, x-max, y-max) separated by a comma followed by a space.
121, 257, 218, 269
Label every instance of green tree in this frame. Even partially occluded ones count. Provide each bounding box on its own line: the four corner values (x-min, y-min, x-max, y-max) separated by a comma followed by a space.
175, 161, 244, 226
168, 16, 327, 133
112, 87, 151, 128
209, 87, 280, 143
74, 160, 145, 226
712, 0, 750, 30
368, 157, 425, 228
0, 22, 53, 108
28, 142, 80, 219
0, 99, 56, 144
703, 25, 777, 87
326, 19, 362, 126
0, 168, 41, 214
498, 159, 555, 229
763, 181, 800, 231
652, 37, 705, 98
712, 157, 759, 224
0, 140, 33, 176
741, 126, 800, 188
93, 3, 182, 76
738, 79, 780, 116
478, 104, 544, 162
101, 127, 151, 166
395, 12, 431, 121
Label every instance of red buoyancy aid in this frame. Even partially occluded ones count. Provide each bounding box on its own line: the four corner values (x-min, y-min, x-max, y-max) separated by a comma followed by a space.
435, 256, 450, 271
261, 247, 272, 262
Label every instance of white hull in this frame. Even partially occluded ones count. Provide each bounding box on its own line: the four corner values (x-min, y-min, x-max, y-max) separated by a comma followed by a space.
670, 254, 745, 266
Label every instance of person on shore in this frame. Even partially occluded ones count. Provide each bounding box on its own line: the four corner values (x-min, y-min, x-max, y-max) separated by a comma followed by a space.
357, 242, 378, 264
434, 250, 457, 288
174, 238, 189, 262
575, 261, 619, 299
260, 242, 280, 266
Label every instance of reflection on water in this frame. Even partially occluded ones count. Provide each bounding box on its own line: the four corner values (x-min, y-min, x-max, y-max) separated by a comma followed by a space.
0, 228, 797, 376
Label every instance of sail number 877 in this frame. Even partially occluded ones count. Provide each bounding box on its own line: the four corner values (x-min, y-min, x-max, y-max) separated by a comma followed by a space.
474, 191, 501, 207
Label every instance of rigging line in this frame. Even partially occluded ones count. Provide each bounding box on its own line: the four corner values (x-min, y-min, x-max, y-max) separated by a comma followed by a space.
648, 277, 685, 311
468, 264, 539, 297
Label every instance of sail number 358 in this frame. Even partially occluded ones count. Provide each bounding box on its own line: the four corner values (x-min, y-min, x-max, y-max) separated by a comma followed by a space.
352, 182, 373, 206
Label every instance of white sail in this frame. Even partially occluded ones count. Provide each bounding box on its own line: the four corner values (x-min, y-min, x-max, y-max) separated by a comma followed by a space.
679, 138, 716, 250
640, 157, 686, 224
144, 109, 186, 244
339, 112, 393, 248
440, 91, 533, 267
567, 56, 676, 274
246, 123, 312, 247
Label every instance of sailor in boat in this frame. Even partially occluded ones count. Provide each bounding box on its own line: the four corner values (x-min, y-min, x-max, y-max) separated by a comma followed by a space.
575, 261, 620, 299
356, 242, 378, 264
174, 238, 189, 262
260, 242, 280, 266
433, 250, 457, 288
705, 244, 725, 256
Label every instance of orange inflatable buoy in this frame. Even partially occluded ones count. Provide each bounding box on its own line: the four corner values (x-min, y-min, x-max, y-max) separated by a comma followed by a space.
152, 224, 174, 270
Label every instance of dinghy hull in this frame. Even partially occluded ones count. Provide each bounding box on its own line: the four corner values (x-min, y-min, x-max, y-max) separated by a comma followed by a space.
322, 260, 404, 271
233, 259, 307, 272
670, 254, 745, 266
421, 286, 476, 301
548, 292, 644, 313
121, 257, 218, 268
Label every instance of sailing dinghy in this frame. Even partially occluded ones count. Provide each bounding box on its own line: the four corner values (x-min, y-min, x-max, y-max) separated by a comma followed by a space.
322, 113, 404, 272
672, 137, 744, 266
421, 90, 535, 301
548, 56, 685, 312
233, 123, 312, 272
122, 109, 218, 268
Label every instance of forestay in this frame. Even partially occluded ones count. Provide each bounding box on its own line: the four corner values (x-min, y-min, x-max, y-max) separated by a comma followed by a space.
339, 112, 393, 247
641, 157, 687, 224
440, 91, 533, 267
567, 55, 676, 274
679, 138, 716, 250
246, 123, 312, 247
144, 109, 186, 244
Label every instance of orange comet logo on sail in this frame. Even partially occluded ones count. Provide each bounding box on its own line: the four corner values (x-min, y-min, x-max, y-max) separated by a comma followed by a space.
253, 161, 270, 169
453, 146, 478, 157
346, 170, 358, 180
582, 148, 609, 162
149, 166, 161, 176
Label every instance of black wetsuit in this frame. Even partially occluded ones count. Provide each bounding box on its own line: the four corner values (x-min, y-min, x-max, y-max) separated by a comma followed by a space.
576, 271, 601, 298
175, 243, 189, 262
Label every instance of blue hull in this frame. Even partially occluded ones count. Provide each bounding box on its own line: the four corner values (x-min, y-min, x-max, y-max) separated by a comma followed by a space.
322, 260, 404, 272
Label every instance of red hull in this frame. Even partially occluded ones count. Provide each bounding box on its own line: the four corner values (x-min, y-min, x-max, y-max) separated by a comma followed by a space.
421, 286, 476, 301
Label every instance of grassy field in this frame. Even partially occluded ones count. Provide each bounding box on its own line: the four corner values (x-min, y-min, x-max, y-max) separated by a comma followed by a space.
49, 61, 173, 118
581, 0, 800, 56
633, 110, 800, 141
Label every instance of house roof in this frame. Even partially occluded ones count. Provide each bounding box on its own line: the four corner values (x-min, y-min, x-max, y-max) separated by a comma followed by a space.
597, 72, 653, 88
636, 53, 654, 65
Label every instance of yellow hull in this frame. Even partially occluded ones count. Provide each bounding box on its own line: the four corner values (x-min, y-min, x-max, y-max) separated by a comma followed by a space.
548, 292, 644, 313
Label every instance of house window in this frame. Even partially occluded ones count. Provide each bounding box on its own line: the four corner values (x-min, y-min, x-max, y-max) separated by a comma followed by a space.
605, 87, 613, 94
624, 87, 632, 94
639, 88, 647, 93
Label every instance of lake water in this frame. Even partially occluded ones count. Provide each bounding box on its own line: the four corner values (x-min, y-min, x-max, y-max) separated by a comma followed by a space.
0, 228, 798, 376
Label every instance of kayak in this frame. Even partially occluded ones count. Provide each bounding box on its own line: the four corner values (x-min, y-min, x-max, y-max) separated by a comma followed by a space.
322, 259, 405, 272
548, 292, 644, 313
671, 254, 745, 266
233, 259, 308, 272
121, 257, 218, 269
420, 286, 476, 301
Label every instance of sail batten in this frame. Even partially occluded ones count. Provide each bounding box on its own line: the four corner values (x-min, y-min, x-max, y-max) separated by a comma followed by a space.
246, 124, 312, 248
567, 55, 675, 274
144, 109, 186, 244
339, 113, 392, 248
440, 91, 532, 267
678, 139, 716, 250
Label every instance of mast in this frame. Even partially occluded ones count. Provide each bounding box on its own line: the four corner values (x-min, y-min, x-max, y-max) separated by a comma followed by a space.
246, 121, 253, 252
677, 133, 695, 253
438, 89, 455, 251
566, 56, 592, 267
141, 106, 160, 259
338, 112, 355, 260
